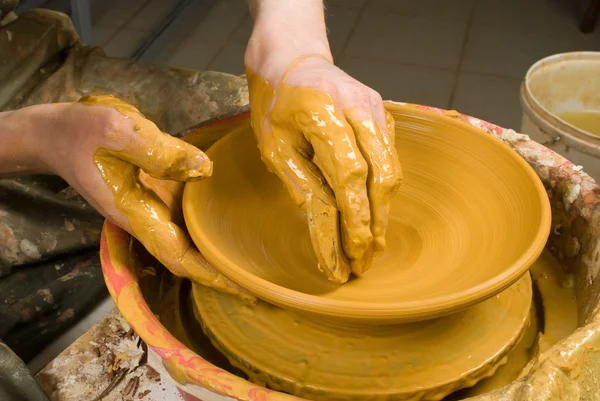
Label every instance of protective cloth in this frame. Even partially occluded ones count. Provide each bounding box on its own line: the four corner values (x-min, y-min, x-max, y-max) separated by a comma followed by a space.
0, 8, 248, 363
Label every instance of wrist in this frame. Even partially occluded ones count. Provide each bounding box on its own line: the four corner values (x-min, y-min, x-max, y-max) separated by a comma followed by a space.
0, 106, 55, 177
245, 0, 332, 81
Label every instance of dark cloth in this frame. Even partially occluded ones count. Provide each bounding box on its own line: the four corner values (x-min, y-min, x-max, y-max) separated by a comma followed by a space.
0, 250, 106, 362
0, 342, 49, 401
0, 7, 249, 367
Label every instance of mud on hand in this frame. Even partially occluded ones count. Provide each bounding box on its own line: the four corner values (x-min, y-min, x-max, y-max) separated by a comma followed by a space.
46, 95, 254, 303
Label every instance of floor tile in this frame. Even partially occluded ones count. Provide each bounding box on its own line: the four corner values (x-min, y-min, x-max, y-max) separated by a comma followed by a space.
462, 25, 598, 79
92, 25, 117, 47
325, 0, 366, 10
473, 0, 579, 33
208, 43, 246, 75
345, 7, 468, 70
326, 3, 362, 58
187, 0, 248, 44
231, 15, 253, 45
143, 33, 190, 66
144, 0, 218, 38
103, 29, 150, 58
367, 0, 475, 23
337, 57, 455, 108
166, 36, 222, 70
451, 72, 523, 129
93, 0, 148, 28
128, 0, 178, 31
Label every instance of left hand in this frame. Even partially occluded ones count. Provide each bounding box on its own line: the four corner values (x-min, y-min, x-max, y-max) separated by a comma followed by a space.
30, 96, 254, 302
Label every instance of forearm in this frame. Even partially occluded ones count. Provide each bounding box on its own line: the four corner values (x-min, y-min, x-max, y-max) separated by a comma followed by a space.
0, 106, 52, 178
246, 0, 332, 77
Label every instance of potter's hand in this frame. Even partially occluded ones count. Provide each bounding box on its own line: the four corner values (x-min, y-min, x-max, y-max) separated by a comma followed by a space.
246, 1, 402, 281
7, 95, 253, 302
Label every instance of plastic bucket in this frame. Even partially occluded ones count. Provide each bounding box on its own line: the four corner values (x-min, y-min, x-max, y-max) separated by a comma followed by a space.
520, 51, 600, 181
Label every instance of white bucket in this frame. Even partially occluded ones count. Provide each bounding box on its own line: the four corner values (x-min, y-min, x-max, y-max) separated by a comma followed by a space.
520, 52, 600, 181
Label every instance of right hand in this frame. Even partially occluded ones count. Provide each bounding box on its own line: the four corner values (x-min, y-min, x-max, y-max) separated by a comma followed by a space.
246, 54, 403, 282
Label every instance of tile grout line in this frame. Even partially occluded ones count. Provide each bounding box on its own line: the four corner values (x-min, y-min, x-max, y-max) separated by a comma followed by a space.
459, 69, 524, 81
340, 54, 458, 73
206, 12, 251, 71
330, 52, 526, 82
447, 0, 478, 109
101, 0, 153, 49
336, 0, 371, 62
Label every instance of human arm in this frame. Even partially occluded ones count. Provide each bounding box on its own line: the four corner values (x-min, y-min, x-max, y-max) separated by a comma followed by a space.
0, 98, 253, 301
245, 0, 403, 281
0, 107, 51, 178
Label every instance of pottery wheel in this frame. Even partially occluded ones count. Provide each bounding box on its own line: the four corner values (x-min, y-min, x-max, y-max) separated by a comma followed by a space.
183, 105, 550, 323
191, 273, 532, 401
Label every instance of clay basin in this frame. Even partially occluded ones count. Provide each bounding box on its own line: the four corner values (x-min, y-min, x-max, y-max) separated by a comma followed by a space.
183, 103, 551, 324
101, 104, 600, 401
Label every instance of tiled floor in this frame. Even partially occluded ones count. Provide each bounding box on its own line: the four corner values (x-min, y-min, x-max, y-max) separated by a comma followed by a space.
86, 0, 600, 130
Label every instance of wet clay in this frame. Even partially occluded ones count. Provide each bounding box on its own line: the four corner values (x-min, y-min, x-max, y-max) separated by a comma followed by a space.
191, 274, 532, 401
84, 95, 251, 301
183, 103, 551, 324
245, 57, 403, 281
113, 228, 579, 401
557, 110, 600, 137
452, 249, 578, 398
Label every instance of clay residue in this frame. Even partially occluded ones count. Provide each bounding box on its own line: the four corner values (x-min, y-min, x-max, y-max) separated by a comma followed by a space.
191, 275, 532, 401
36, 310, 159, 401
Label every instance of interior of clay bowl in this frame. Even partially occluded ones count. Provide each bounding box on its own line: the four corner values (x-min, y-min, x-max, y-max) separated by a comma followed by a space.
183, 104, 551, 323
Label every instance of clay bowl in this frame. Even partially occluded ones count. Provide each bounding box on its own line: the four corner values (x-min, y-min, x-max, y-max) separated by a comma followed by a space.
183, 103, 551, 324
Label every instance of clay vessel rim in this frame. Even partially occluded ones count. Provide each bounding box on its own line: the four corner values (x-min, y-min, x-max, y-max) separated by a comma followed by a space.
183, 105, 551, 322
522, 51, 600, 149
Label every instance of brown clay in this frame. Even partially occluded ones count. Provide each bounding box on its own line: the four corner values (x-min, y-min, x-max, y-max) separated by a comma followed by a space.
113, 231, 579, 401
183, 103, 551, 324
455, 250, 578, 398
557, 110, 600, 137
191, 274, 532, 401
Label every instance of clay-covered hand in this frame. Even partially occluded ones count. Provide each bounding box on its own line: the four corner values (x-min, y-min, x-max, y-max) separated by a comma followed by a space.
31, 95, 253, 302
246, 55, 403, 282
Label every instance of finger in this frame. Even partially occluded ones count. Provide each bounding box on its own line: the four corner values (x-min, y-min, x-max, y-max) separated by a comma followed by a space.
350, 245, 375, 275
295, 108, 372, 262
306, 192, 351, 284
97, 157, 254, 303
345, 106, 402, 253
138, 170, 185, 225
384, 109, 397, 149
260, 139, 351, 283
112, 121, 213, 182
87, 99, 213, 182
82, 95, 212, 181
